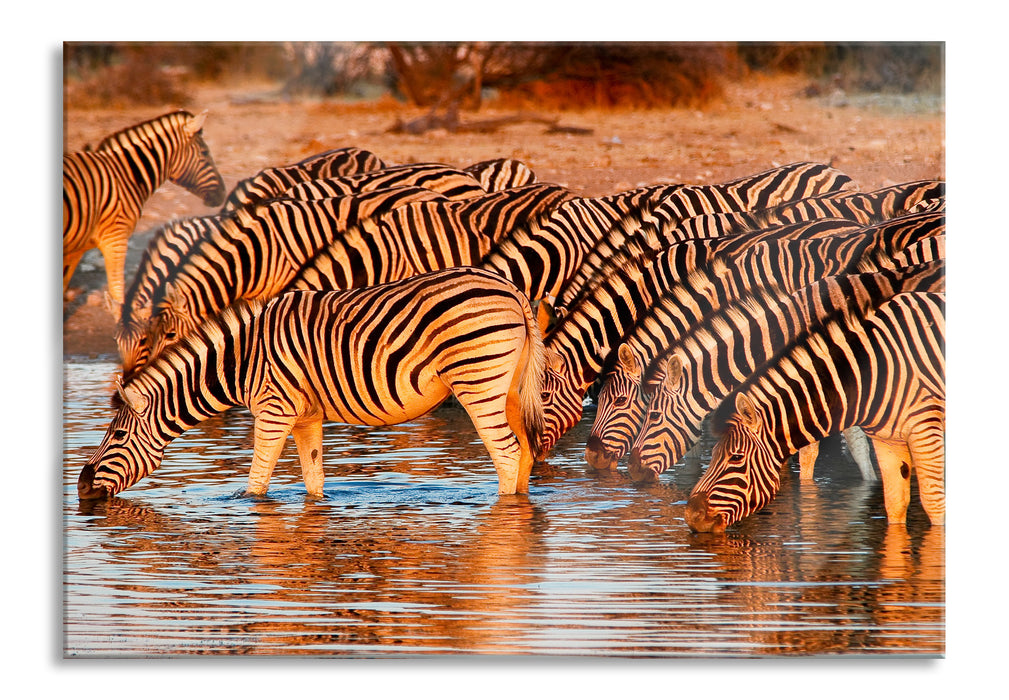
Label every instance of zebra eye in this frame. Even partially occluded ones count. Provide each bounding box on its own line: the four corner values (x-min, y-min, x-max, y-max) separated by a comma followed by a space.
164, 331, 177, 340
540, 391, 551, 401
648, 411, 661, 422
112, 429, 127, 441
613, 396, 629, 408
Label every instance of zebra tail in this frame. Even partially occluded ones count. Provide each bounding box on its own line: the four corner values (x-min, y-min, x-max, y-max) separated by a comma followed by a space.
518, 294, 547, 455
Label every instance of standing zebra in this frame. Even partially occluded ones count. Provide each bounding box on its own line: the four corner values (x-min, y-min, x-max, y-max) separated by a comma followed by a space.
78, 267, 545, 500
685, 291, 945, 532
618, 262, 945, 482
219, 147, 386, 212
63, 110, 227, 309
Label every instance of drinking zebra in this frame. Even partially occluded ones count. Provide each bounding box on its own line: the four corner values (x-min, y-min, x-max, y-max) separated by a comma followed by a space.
685, 291, 945, 532
63, 110, 226, 309
78, 267, 545, 501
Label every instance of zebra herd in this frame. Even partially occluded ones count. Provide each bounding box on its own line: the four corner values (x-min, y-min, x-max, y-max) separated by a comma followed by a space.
66, 110, 945, 534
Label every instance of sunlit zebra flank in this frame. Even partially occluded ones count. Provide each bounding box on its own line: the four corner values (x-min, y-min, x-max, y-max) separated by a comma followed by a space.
63, 110, 226, 310
121, 185, 449, 378
78, 267, 546, 501
219, 146, 386, 212
685, 291, 945, 532
619, 261, 945, 482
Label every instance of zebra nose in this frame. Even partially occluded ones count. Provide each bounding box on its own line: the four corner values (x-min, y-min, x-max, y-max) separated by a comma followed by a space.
585, 436, 618, 472
78, 464, 111, 501
685, 492, 720, 532
627, 450, 658, 483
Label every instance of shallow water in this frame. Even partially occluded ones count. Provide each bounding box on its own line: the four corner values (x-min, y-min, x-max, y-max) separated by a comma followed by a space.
62, 359, 943, 657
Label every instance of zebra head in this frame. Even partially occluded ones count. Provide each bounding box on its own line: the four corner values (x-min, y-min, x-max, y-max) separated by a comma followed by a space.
586, 344, 645, 472
536, 350, 585, 461
627, 353, 688, 483
685, 392, 784, 533
145, 285, 199, 369
168, 111, 226, 208
78, 379, 164, 500
116, 307, 153, 381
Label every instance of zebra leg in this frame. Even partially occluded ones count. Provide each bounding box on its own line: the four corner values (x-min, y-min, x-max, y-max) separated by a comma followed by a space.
798, 443, 819, 480
291, 416, 325, 499
63, 249, 86, 293
908, 418, 945, 525
870, 437, 913, 524
97, 232, 130, 306
843, 427, 877, 481
246, 413, 297, 497
448, 379, 527, 495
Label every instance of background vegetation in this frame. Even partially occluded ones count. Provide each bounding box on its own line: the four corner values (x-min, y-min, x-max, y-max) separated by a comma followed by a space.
63, 41, 943, 111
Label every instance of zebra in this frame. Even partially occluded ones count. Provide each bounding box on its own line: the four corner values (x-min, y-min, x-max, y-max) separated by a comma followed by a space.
619, 261, 945, 483
134, 183, 571, 376
219, 146, 386, 212
536, 215, 901, 458
281, 162, 489, 201
684, 291, 945, 532
464, 158, 537, 191
553, 179, 939, 313
63, 110, 227, 309
78, 267, 546, 501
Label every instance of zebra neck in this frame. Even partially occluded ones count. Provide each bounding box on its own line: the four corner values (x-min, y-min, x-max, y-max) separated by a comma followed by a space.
137, 310, 257, 442
100, 128, 175, 203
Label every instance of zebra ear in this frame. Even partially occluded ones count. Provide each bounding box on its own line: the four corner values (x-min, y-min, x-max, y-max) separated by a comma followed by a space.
663, 354, 684, 388
184, 110, 208, 138
735, 392, 761, 431
546, 349, 566, 373
617, 344, 639, 374
115, 376, 149, 415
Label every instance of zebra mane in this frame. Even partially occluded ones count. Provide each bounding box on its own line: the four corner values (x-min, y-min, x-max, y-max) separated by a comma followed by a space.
95, 110, 193, 151
152, 297, 267, 371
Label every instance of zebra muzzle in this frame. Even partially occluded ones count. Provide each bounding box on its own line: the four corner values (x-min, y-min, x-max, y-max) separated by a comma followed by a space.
77, 463, 112, 501
584, 436, 620, 473
684, 491, 726, 533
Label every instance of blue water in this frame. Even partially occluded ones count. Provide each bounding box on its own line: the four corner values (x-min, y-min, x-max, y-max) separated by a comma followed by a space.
62, 359, 943, 657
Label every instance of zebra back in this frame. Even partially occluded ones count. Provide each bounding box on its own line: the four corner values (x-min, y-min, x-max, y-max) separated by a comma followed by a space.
477, 183, 680, 303
552, 163, 857, 312
282, 162, 488, 201
463, 158, 537, 191
220, 147, 385, 212
286, 182, 572, 293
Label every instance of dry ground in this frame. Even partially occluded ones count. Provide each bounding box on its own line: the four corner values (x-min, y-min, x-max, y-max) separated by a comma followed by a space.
62, 73, 944, 357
